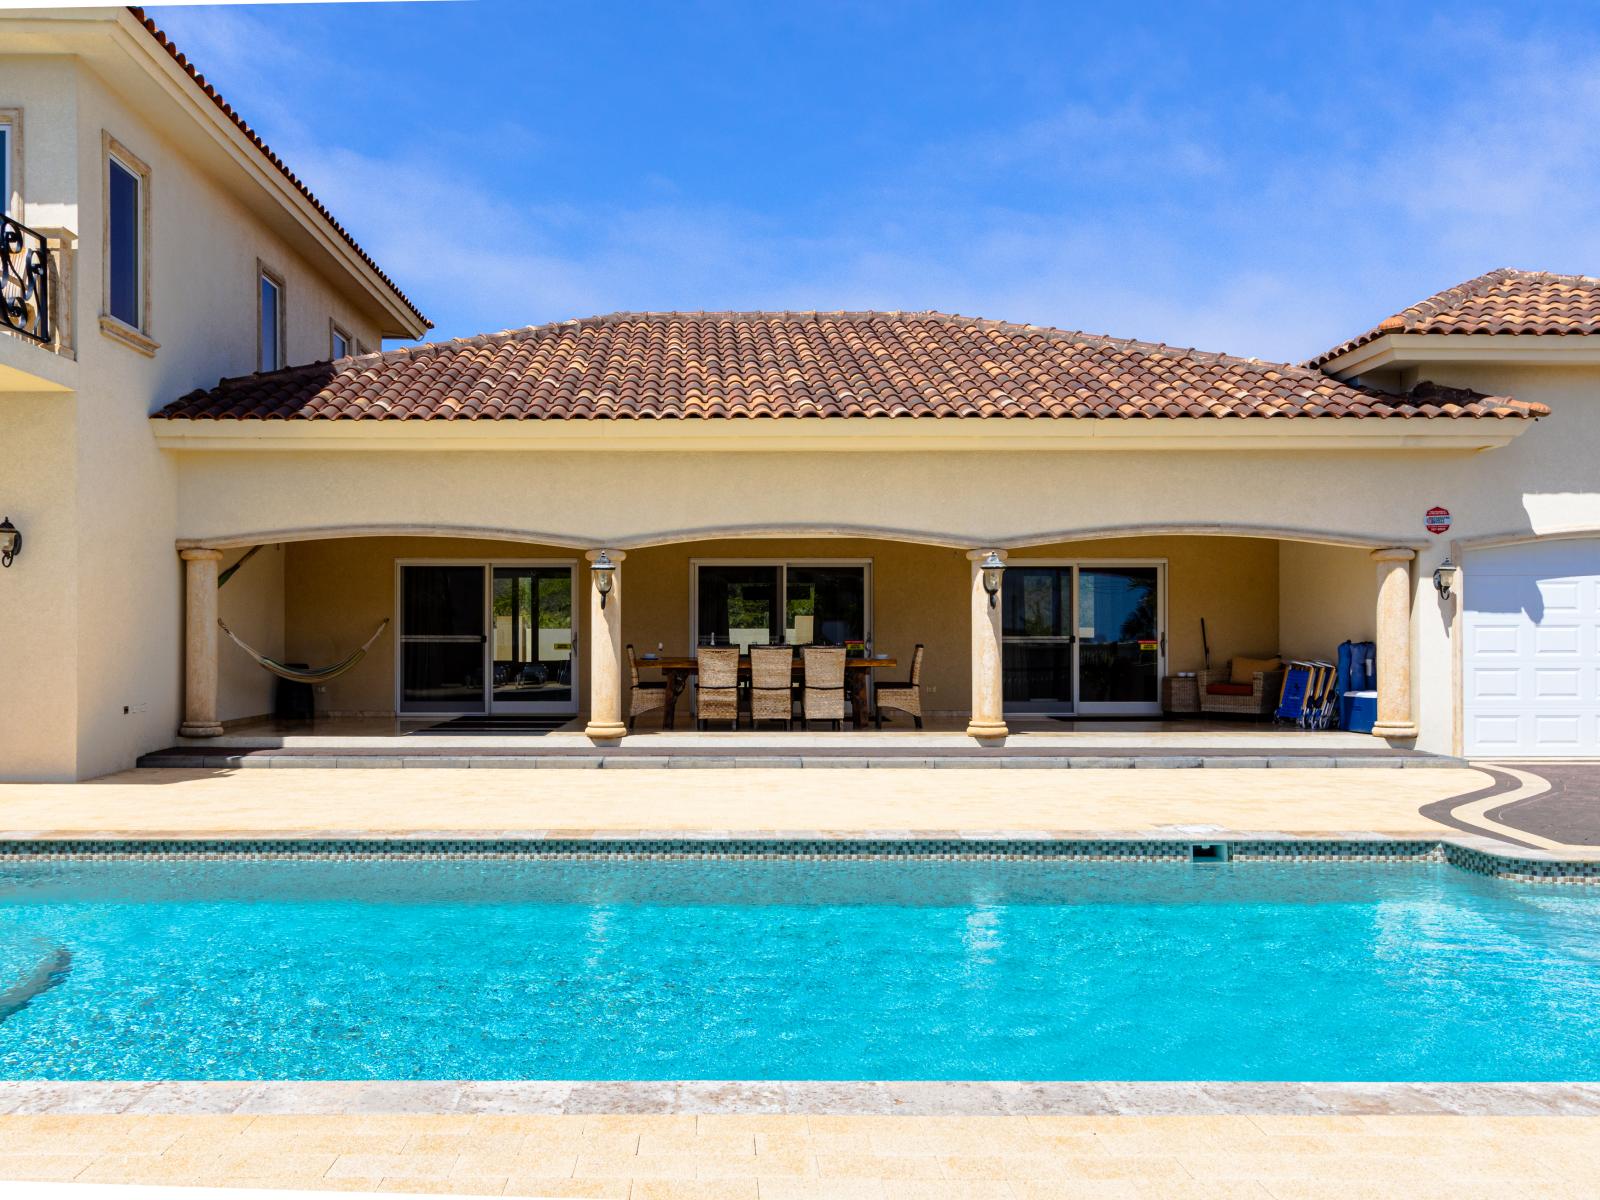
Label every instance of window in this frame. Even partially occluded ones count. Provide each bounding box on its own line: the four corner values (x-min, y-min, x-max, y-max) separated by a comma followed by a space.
258, 269, 283, 372
330, 322, 351, 361
0, 110, 21, 218
694, 561, 870, 652
0, 121, 10, 215
107, 155, 141, 328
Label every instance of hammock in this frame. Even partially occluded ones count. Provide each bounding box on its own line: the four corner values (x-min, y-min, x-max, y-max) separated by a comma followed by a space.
218, 618, 390, 685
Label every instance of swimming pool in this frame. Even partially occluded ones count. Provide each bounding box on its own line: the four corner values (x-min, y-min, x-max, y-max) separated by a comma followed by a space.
2, 853, 1597, 1081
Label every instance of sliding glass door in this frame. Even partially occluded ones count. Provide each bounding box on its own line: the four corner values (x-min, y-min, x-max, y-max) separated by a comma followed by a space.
399, 562, 578, 716
694, 561, 870, 651
1001, 562, 1164, 716
490, 567, 576, 712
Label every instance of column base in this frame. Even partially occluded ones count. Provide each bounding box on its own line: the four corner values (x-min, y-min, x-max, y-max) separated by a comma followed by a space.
965, 719, 1009, 743
1371, 722, 1419, 740
584, 721, 627, 744
179, 722, 225, 739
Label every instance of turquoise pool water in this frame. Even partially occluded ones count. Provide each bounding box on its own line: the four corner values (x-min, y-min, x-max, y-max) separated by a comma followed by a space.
1, 857, 1597, 1081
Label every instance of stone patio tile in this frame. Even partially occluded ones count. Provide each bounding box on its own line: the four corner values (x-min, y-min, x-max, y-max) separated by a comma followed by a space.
753, 1181, 887, 1200
326, 1152, 462, 1180
0, 1154, 97, 1180
500, 1179, 627, 1198
630, 1181, 759, 1200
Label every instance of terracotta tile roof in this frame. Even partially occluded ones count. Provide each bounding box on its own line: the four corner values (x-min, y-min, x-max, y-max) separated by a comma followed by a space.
126, 6, 430, 333
1308, 268, 1600, 366
156, 311, 1544, 423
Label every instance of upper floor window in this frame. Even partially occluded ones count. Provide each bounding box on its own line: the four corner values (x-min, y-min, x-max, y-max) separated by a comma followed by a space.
0, 120, 11, 215
258, 268, 284, 372
107, 154, 142, 328
330, 321, 351, 361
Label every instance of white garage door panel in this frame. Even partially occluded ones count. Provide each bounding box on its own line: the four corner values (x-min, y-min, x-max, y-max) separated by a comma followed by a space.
1463, 539, 1600, 758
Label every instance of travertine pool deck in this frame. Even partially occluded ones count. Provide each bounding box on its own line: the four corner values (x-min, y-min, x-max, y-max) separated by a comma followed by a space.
0, 765, 1499, 841
3, 1107, 1600, 1198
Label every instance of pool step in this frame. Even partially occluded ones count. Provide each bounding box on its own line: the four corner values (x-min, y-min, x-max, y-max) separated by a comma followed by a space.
139, 748, 1465, 770
0, 943, 72, 1024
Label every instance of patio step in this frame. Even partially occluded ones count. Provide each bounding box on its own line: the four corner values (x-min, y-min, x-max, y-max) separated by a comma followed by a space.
137, 746, 1465, 770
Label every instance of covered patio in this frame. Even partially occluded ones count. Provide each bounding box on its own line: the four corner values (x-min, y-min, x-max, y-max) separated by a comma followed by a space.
165, 524, 1424, 759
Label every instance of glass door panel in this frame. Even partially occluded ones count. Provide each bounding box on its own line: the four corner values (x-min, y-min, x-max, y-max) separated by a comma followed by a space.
697, 566, 781, 651
1002, 567, 1074, 711
785, 566, 867, 647
400, 565, 486, 712
1077, 566, 1161, 712
491, 567, 576, 712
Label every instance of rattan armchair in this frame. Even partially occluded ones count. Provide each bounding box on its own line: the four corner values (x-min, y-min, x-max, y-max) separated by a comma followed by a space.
696, 645, 741, 730
801, 646, 847, 731
749, 644, 795, 730
1197, 661, 1285, 717
873, 643, 925, 729
626, 644, 667, 730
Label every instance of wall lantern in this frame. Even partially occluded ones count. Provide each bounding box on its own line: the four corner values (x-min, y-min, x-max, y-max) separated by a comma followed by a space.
1433, 556, 1458, 600
591, 550, 617, 609
0, 517, 19, 568
979, 550, 1006, 608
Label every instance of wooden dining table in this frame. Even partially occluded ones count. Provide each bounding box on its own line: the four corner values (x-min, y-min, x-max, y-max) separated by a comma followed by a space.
644, 654, 898, 730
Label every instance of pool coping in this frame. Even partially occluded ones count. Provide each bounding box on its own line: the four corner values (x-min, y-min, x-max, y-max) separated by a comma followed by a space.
2, 831, 1597, 881
3, 1079, 1599, 1117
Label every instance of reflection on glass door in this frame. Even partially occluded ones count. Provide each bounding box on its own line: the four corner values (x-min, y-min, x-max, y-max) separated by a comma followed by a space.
400, 565, 486, 713
400, 563, 578, 716
1076, 566, 1160, 713
1001, 563, 1164, 716
1002, 567, 1074, 711
491, 567, 575, 711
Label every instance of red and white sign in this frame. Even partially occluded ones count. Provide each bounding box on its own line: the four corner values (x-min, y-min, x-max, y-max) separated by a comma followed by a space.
1425, 507, 1452, 535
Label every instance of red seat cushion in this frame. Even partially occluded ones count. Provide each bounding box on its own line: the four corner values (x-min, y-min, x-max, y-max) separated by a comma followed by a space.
1206, 682, 1255, 697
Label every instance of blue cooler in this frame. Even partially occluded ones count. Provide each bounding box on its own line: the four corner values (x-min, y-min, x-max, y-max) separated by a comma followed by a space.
1341, 690, 1377, 734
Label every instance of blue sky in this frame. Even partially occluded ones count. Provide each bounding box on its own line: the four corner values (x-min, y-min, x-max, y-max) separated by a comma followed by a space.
156, 1, 1600, 360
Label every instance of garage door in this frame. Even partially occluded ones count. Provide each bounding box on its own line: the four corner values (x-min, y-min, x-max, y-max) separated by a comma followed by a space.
1463, 538, 1600, 757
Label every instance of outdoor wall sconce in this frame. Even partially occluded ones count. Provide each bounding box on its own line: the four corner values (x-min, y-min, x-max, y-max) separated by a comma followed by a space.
1433, 556, 1458, 600
0, 517, 20, 568
979, 550, 1006, 608
591, 550, 616, 609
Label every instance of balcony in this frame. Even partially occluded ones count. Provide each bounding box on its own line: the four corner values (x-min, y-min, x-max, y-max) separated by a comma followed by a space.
1, 214, 52, 345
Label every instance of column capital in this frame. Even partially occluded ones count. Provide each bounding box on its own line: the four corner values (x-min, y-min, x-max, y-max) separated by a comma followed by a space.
180, 547, 225, 563
966, 548, 1008, 562
1370, 547, 1416, 563
585, 548, 626, 564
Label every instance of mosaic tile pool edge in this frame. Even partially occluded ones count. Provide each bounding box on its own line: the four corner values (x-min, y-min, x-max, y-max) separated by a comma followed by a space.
1, 837, 1596, 884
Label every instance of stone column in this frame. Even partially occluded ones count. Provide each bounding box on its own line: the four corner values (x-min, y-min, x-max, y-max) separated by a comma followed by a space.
1371, 547, 1418, 739
583, 549, 627, 743
966, 549, 1009, 742
179, 548, 225, 738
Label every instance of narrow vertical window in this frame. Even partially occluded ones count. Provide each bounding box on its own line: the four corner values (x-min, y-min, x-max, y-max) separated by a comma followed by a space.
108, 155, 141, 327
0, 124, 11, 215
259, 271, 283, 371
331, 323, 350, 360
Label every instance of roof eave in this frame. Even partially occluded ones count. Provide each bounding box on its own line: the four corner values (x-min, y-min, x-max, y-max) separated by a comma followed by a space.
149, 413, 1536, 455
1320, 332, 1600, 378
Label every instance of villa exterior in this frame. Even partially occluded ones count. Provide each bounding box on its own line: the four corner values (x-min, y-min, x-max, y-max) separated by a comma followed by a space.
3, 7, 1599, 781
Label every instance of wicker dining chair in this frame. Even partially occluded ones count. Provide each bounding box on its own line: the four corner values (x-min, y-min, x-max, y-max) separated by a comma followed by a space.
626, 644, 667, 730
749, 644, 795, 730
696, 645, 741, 730
801, 645, 847, 731
873, 643, 925, 729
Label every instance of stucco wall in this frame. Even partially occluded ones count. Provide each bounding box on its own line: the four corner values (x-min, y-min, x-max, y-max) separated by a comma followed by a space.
1278, 542, 1376, 663
0, 46, 408, 778
0, 393, 80, 780
277, 533, 1290, 719
216, 543, 284, 723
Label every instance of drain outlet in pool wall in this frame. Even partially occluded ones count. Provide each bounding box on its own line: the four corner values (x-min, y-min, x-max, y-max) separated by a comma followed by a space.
1191, 843, 1231, 863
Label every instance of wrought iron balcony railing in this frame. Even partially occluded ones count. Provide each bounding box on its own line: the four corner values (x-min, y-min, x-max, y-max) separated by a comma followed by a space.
1, 214, 52, 345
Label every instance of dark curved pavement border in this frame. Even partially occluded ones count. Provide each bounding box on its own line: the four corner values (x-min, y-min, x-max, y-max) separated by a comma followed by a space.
1421, 762, 1600, 850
